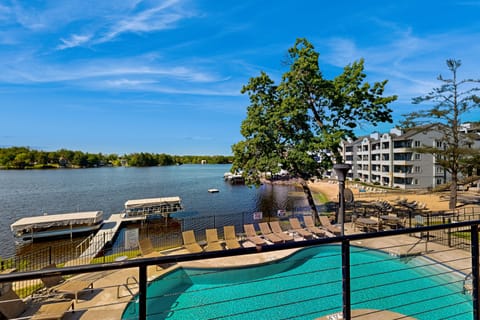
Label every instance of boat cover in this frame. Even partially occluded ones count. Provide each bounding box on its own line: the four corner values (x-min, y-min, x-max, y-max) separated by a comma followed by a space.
11, 211, 103, 232
124, 197, 182, 209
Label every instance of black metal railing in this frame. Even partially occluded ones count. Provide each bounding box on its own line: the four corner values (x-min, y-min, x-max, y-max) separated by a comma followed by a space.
0, 220, 479, 320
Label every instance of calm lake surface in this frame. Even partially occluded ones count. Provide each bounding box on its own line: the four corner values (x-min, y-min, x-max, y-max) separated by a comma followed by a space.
0, 164, 301, 257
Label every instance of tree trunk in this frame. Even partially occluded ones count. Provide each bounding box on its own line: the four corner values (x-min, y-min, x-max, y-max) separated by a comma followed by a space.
300, 180, 320, 223
449, 171, 458, 210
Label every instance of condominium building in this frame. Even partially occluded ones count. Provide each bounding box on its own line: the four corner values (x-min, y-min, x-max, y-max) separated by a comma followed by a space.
340, 124, 480, 189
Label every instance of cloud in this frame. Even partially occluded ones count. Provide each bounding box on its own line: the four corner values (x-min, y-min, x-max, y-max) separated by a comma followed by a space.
103, 78, 157, 87
321, 38, 360, 68
0, 53, 222, 83
99, 0, 190, 43
4, 1, 142, 31
58, 34, 92, 50
319, 25, 480, 105
99, 78, 239, 96
0, 52, 242, 97
2, 1, 195, 49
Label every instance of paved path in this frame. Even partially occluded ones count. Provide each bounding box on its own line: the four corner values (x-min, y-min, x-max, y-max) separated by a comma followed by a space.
79, 214, 145, 259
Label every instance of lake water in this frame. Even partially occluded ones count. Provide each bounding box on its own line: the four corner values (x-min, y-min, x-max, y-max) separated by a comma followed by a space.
0, 164, 302, 257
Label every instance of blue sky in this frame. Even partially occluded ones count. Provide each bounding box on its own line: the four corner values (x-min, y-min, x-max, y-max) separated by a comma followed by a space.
1, 1, 480, 155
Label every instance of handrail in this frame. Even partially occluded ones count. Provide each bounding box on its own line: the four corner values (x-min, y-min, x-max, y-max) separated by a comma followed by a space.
75, 233, 95, 256
0, 220, 479, 320
1, 219, 478, 283
463, 272, 473, 294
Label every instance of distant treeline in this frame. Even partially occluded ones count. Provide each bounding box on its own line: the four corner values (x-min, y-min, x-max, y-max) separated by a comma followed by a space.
0, 147, 233, 169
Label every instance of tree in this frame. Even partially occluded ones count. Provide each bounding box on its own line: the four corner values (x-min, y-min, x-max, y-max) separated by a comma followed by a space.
232, 38, 397, 220
13, 152, 32, 168
402, 59, 480, 210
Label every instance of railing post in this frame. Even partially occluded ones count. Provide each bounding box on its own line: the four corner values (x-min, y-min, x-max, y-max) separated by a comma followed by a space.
342, 239, 351, 320
447, 217, 452, 247
471, 224, 480, 320
139, 264, 147, 320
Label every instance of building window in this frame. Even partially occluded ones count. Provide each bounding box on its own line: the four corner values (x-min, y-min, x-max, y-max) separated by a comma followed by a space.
413, 179, 419, 185
436, 178, 443, 185
414, 166, 421, 173
414, 141, 421, 147
436, 167, 444, 173
414, 153, 421, 160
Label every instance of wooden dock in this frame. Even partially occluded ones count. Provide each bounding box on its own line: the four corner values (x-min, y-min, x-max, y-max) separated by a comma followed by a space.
79, 213, 145, 259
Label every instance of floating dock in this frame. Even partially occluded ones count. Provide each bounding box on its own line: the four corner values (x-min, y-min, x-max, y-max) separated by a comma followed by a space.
79, 213, 145, 259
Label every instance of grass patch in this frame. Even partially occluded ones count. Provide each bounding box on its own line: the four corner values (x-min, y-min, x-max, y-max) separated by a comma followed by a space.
313, 192, 329, 204
451, 231, 471, 240
90, 250, 140, 264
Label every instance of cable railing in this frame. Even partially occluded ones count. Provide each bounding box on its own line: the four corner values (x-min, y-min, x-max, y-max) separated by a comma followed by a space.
0, 220, 479, 319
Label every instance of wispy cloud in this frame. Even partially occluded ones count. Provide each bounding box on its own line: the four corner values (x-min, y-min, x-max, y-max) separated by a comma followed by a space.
58, 34, 92, 50
0, 52, 241, 97
2, 1, 195, 49
99, 0, 192, 43
320, 23, 480, 104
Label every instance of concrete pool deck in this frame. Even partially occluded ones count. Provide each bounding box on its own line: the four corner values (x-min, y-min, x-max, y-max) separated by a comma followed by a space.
20, 223, 473, 320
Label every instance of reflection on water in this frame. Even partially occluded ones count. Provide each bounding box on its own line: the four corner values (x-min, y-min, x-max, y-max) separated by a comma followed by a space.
0, 165, 305, 258
256, 183, 300, 217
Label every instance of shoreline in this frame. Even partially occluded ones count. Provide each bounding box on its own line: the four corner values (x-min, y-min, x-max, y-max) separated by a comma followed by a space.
308, 180, 480, 212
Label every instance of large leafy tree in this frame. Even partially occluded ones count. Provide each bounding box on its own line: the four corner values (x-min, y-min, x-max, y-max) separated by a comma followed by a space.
402, 59, 480, 210
232, 38, 397, 220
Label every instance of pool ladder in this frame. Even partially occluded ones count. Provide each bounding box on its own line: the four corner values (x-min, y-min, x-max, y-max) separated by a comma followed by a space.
117, 276, 139, 298
463, 272, 472, 295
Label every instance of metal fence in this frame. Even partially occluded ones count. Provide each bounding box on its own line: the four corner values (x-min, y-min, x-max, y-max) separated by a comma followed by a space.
0, 221, 478, 320
4, 206, 480, 272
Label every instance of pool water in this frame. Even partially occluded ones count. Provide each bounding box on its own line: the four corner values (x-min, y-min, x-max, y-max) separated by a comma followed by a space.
122, 245, 472, 320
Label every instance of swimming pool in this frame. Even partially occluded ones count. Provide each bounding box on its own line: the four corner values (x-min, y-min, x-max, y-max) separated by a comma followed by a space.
122, 245, 472, 320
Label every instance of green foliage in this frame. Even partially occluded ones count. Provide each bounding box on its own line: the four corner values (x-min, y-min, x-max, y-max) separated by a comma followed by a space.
232, 38, 396, 183
0, 147, 233, 169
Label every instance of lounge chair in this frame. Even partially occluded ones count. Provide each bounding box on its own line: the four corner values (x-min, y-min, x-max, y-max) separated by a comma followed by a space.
243, 224, 267, 246
318, 216, 341, 236
223, 225, 241, 249
40, 264, 94, 303
32, 300, 74, 320
368, 216, 383, 232
258, 222, 283, 244
303, 215, 327, 237
0, 287, 26, 319
288, 218, 314, 239
269, 221, 294, 242
182, 230, 203, 253
139, 238, 162, 258
205, 228, 224, 251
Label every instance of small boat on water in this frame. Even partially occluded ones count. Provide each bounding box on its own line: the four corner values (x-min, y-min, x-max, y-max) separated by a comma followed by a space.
208, 188, 219, 193
223, 172, 245, 184
11, 211, 104, 243
123, 196, 183, 218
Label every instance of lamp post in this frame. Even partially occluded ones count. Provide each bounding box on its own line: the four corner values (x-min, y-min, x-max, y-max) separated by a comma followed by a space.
334, 163, 352, 236
334, 163, 352, 320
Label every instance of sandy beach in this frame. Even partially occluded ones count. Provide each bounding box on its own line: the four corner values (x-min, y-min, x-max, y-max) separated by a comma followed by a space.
308, 180, 480, 212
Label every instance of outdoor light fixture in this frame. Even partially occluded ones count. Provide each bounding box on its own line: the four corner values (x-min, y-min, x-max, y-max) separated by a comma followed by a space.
334, 163, 352, 236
